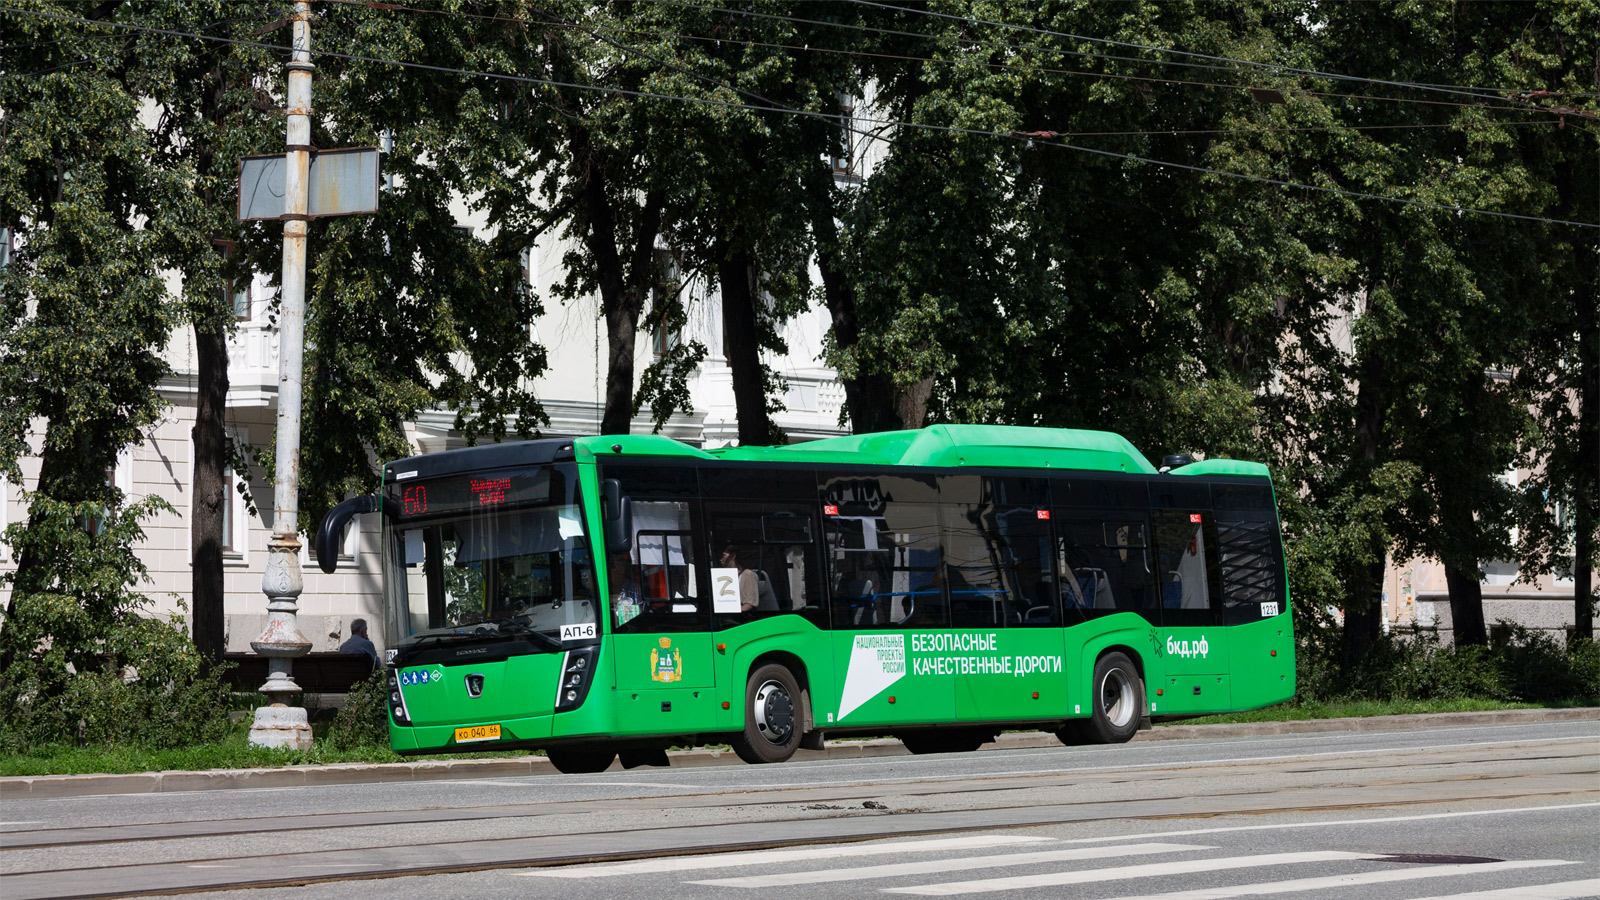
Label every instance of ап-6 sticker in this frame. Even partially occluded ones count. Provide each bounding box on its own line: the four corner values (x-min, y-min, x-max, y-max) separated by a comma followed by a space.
560, 623, 596, 642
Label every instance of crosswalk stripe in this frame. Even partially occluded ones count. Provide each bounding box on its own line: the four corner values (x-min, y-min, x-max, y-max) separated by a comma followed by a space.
881, 850, 1371, 895
522, 834, 1053, 878
689, 843, 1211, 887
1100, 859, 1578, 900
1402, 878, 1600, 900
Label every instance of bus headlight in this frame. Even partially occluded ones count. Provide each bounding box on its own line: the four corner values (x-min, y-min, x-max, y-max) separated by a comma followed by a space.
386, 667, 410, 725
555, 645, 598, 713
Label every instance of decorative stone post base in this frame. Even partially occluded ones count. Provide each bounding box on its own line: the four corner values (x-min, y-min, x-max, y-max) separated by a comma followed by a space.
248, 705, 313, 750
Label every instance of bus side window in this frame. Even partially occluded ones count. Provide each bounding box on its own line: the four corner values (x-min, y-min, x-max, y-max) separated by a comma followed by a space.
1209, 480, 1283, 625
612, 499, 708, 634
1053, 513, 1155, 621
705, 502, 825, 630
943, 503, 1054, 628
1216, 520, 1282, 624
1151, 510, 1221, 627
822, 500, 944, 630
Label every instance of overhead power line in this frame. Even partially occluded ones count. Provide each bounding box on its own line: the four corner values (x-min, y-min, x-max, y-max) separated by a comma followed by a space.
846, 0, 1598, 103
667, 0, 1598, 103
338, 0, 1573, 119
2, 4, 1594, 230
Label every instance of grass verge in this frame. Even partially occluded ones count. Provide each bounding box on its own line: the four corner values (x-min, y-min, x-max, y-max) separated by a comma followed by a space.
7, 697, 1592, 777
1158, 697, 1569, 726
0, 723, 533, 777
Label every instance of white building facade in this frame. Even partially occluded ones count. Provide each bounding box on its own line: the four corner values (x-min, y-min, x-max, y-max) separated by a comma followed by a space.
0, 231, 853, 661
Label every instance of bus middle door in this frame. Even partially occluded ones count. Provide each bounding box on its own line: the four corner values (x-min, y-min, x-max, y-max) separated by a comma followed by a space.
1150, 509, 1230, 714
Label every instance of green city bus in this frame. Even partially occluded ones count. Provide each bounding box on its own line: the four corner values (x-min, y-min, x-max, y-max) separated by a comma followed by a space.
316, 425, 1293, 773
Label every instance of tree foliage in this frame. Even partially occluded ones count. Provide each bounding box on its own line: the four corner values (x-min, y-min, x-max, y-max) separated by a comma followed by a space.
2, 0, 1595, 730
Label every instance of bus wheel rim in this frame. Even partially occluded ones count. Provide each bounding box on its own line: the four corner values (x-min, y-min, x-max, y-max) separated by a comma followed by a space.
1100, 668, 1135, 728
752, 680, 794, 744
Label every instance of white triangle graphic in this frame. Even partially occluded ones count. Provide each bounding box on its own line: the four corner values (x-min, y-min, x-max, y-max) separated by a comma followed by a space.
838, 634, 907, 720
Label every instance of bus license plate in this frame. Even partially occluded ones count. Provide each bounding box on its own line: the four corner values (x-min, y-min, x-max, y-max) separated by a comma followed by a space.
454, 724, 501, 743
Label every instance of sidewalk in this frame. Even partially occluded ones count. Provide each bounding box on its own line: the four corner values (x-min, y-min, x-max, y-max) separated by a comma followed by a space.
3, 707, 1594, 801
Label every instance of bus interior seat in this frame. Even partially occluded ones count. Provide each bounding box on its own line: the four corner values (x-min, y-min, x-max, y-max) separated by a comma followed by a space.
1161, 579, 1183, 609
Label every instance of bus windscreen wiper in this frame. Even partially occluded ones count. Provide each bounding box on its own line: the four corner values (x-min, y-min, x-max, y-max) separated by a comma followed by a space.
488, 619, 562, 649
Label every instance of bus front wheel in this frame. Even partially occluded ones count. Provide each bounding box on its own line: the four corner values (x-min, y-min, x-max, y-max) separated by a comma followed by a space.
546, 747, 617, 774
1073, 651, 1144, 744
731, 664, 802, 764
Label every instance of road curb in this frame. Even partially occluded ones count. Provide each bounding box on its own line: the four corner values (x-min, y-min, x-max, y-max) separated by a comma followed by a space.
4, 706, 1594, 800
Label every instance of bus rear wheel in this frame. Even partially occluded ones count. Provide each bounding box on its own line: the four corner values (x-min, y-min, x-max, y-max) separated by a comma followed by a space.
731, 663, 802, 764
546, 747, 616, 774
1074, 651, 1144, 744
899, 728, 990, 755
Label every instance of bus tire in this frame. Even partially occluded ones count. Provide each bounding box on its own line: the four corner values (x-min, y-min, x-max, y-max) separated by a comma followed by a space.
546, 747, 616, 774
731, 663, 802, 764
1079, 651, 1144, 744
1053, 722, 1089, 746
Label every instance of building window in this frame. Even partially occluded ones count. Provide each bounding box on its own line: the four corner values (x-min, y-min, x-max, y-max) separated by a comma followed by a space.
221, 467, 236, 554
214, 240, 249, 320
198, 427, 254, 562
0, 226, 12, 268
114, 447, 133, 498
220, 466, 246, 557
650, 247, 682, 357
0, 475, 9, 561
832, 96, 860, 180
86, 448, 135, 536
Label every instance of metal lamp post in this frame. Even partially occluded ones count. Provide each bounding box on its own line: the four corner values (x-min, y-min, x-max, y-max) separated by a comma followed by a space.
247, 0, 317, 749
235, 1, 378, 748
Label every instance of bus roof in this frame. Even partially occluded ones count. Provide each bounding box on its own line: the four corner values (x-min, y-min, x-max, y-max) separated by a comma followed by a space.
384, 427, 1269, 480
577, 425, 1181, 475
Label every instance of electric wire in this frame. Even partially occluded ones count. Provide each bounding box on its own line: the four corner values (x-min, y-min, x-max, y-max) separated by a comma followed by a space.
845, 0, 1599, 102
2, 4, 1593, 230
332, 0, 1585, 120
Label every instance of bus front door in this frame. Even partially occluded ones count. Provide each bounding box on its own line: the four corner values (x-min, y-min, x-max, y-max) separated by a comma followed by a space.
611, 632, 719, 732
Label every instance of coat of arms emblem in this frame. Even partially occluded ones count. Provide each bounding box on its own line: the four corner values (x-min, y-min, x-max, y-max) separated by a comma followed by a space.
650, 636, 683, 683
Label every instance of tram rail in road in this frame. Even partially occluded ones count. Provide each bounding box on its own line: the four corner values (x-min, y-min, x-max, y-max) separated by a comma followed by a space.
2, 705, 1593, 801
0, 721, 1595, 900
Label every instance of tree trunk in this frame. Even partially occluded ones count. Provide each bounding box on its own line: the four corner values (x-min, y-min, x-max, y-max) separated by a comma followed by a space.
1574, 270, 1597, 641
191, 323, 228, 663
570, 122, 661, 436
1444, 560, 1489, 647
895, 377, 934, 430
1436, 462, 1489, 647
715, 237, 774, 446
188, 55, 230, 665
802, 162, 900, 434
1344, 351, 1386, 665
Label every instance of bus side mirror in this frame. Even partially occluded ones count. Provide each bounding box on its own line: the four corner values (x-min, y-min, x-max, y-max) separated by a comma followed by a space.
602, 478, 632, 553
315, 494, 379, 574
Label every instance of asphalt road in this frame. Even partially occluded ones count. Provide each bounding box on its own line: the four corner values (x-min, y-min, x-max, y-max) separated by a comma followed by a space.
2, 719, 1596, 900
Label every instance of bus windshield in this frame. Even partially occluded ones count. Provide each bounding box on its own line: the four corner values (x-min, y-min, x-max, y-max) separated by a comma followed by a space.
383, 465, 597, 647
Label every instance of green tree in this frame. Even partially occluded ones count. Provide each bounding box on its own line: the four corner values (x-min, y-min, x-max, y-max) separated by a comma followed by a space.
245, 0, 552, 528
1, 2, 227, 739
1313, 0, 1598, 647
1, 0, 178, 667
126, 1, 280, 663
